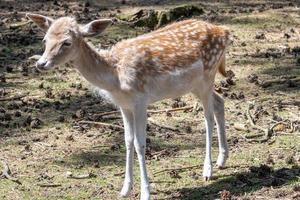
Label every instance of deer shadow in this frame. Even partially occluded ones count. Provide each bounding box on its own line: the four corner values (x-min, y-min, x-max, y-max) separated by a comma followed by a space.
163, 165, 300, 200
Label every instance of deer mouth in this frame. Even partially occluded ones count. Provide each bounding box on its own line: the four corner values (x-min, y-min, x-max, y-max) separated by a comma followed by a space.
36, 60, 55, 71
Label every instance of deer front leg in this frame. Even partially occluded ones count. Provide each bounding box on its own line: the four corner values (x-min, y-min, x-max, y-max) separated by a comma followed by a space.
120, 108, 134, 197
202, 91, 215, 181
133, 103, 150, 200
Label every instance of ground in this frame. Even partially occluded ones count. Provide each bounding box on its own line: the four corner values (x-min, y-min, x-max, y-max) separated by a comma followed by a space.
0, 0, 299, 200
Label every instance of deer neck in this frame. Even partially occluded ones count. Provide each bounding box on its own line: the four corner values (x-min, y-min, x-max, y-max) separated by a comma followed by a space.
71, 39, 119, 92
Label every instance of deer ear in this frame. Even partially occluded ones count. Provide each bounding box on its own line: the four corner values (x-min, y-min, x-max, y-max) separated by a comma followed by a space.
80, 19, 112, 37
26, 13, 53, 32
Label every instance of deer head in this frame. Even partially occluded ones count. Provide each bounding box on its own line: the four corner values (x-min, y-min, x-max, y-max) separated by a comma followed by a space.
26, 13, 112, 70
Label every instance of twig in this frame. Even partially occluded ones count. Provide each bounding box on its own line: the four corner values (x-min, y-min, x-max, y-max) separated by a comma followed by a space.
37, 183, 62, 187
153, 164, 200, 175
93, 106, 194, 118
148, 118, 179, 132
246, 105, 265, 132
93, 110, 120, 118
66, 172, 96, 179
78, 120, 124, 130
0, 160, 21, 185
148, 106, 193, 114
247, 105, 256, 126
0, 93, 28, 101
114, 171, 125, 176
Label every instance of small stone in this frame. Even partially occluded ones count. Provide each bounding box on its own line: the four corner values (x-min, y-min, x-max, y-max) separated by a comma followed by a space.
247, 74, 258, 83
30, 118, 42, 129
255, 32, 266, 40
75, 109, 85, 118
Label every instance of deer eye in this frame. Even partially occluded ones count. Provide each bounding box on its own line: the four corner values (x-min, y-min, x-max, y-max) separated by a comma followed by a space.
62, 40, 72, 47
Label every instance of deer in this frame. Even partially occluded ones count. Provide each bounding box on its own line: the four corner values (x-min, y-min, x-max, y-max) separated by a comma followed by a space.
26, 13, 230, 200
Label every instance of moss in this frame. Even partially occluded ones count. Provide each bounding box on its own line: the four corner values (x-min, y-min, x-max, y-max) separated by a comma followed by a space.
133, 10, 159, 29
168, 4, 204, 21
116, 4, 204, 29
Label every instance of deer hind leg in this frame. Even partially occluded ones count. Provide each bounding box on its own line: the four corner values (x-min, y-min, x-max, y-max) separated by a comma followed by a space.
193, 86, 215, 180
132, 102, 150, 200
213, 91, 229, 168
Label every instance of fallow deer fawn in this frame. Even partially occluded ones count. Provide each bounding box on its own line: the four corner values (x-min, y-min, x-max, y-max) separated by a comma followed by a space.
27, 13, 230, 200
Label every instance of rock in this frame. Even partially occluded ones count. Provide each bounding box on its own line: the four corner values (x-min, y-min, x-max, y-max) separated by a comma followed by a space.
75, 109, 85, 118
30, 118, 42, 129
255, 32, 266, 40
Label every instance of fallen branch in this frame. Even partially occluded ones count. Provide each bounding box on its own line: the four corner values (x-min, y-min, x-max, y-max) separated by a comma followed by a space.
280, 100, 300, 107
0, 93, 28, 101
260, 77, 300, 88
153, 164, 200, 175
244, 105, 273, 143
246, 105, 266, 132
0, 160, 21, 185
37, 183, 62, 187
78, 120, 124, 130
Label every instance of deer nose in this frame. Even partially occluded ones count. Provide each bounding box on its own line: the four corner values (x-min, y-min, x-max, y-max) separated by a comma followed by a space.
36, 59, 47, 69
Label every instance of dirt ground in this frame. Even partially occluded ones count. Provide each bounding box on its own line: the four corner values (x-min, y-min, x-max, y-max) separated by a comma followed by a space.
0, 0, 299, 200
